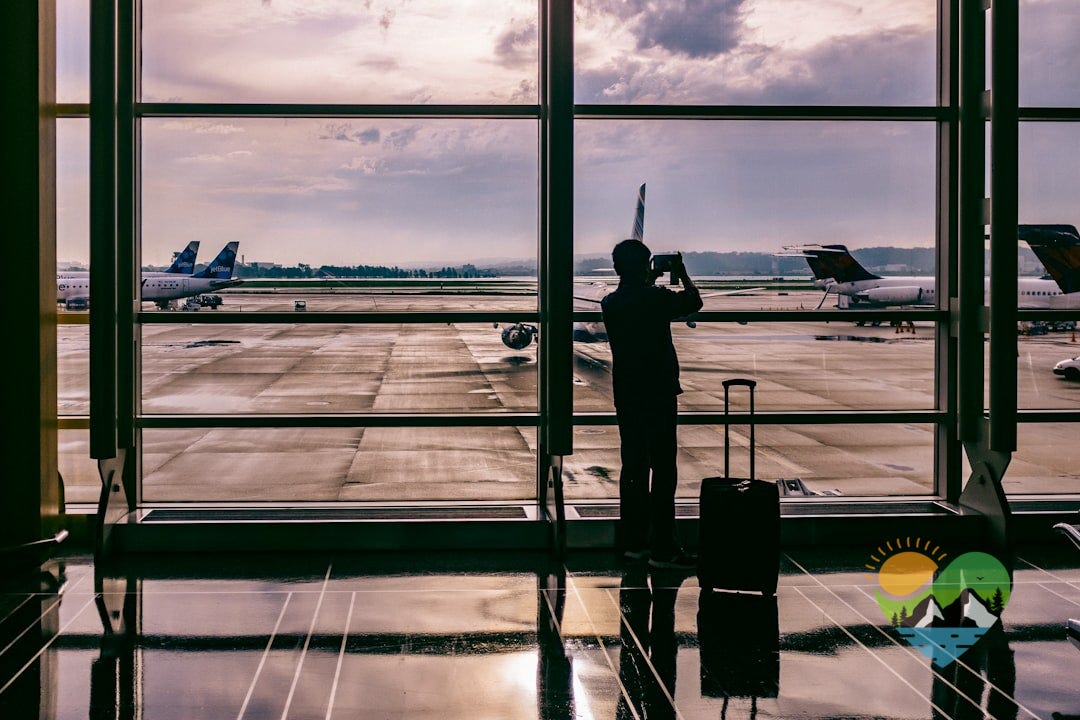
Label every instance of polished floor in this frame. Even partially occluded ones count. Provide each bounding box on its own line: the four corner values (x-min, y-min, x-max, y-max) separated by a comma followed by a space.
2, 541, 1078, 719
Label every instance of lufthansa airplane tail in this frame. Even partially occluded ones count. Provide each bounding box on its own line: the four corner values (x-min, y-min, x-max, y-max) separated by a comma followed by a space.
164, 241, 200, 274
1018, 224, 1080, 294
194, 241, 240, 280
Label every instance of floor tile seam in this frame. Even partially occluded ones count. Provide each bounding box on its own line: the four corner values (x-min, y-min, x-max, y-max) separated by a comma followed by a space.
601, 585, 685, 720
564, 572, 643, 720
1032, 581, 1080, 609
236, 591, 293, 720
1015, 556, 1080, 584
0, 594, 97, 696
849, 583, 1044, 720
791, 585, 961, 720
281, 565, 334, 720
788, 553, 1008, 719
324, 591, 357, 720
0, 595, 66, 662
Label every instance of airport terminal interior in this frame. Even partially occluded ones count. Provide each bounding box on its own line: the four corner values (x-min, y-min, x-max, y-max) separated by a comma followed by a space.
5, 0, 1080, 717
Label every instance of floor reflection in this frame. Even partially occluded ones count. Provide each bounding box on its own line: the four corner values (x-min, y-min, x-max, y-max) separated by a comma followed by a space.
0, 544, 1078, 719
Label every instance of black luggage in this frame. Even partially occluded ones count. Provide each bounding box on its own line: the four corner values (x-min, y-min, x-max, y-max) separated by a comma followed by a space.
697, 378, 780, 595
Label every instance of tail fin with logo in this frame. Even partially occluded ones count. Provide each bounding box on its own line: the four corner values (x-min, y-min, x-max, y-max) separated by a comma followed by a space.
1018, 224, 1080, 294
779, 244, 881, 283
194, 241, 239, 279
630, 183, 646, 242
163, 241, 200, 274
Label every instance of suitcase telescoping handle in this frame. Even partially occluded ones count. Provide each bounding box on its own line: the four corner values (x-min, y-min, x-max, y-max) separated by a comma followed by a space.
722, 378, 756, 482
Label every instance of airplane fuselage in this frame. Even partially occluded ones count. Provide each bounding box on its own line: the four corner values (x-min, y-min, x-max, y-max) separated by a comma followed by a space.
831, 275, 1078, 309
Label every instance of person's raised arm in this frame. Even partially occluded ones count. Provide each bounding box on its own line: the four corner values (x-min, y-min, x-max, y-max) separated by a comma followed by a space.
674, 253, 703, 314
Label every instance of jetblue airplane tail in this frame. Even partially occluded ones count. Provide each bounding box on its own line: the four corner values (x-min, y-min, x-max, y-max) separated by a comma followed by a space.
630, 183, 646, 242
194, 241, 239, 279
164, 241, 200, 274
1019, 224, 1080, 294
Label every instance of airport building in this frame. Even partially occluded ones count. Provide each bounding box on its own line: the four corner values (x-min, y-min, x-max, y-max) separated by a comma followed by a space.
5, 1, 1079, 717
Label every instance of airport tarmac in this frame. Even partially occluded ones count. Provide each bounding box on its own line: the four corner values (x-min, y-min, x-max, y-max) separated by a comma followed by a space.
56, 287, 1079, 505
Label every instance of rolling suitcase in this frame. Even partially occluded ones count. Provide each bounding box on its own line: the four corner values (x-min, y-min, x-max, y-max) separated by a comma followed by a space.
697, 378, 780, 595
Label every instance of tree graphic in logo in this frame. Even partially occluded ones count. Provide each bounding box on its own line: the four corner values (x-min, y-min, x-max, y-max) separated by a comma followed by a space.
866, 538, 1011, 667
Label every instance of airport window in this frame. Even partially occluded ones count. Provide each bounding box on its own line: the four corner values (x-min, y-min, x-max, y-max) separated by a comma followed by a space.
53, 1, 1080, 516
138, 0, 540, 104
573, 0, 938, 106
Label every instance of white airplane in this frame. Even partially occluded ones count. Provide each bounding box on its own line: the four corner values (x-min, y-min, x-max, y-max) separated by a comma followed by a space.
781, 227, 1079, 311
57, 241, 242, 310
497, 183, 761, 349
57, 241, 201, 284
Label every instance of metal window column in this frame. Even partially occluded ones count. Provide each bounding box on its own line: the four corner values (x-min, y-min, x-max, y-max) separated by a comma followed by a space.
937, 0, 962, 502
988, 0, 1018, 452
538, 0, 573, 550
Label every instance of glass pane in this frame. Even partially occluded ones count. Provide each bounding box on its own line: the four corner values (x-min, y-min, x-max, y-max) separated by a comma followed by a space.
1018, 333, 1079, 409
58, 322, 89, 416
141, 426, 537, 502
1020, 0, 1080, 107
575, 0, 936, 105
140, 118, 538, 312
139, 0, 538, 103
574, 317, 936, 413
139, 323, 537, 414
565, 423, 935, 501
57, 119, 89, 270
575, 121, 936, 259
1001, 423, 1080, 494
57, 0, 89, 103
58, 428, 98, 504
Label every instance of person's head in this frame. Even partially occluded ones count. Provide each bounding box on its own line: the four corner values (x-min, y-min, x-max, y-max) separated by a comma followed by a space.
612, 238, 651, 281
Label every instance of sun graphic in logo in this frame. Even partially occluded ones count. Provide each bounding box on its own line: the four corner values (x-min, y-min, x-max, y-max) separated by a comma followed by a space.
865, 537, 947, 599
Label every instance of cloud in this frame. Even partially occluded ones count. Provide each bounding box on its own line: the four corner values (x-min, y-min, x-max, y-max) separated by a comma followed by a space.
627, 0, 748, 58
494, 18, 538, 68
575, 22, 935, 105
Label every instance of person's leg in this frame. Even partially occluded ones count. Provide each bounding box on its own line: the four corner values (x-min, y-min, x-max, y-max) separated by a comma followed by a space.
646, 396, 679, 557
617, 407, 651, 553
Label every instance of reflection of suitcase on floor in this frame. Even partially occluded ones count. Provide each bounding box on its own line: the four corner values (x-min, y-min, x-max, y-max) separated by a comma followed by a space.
697, 378, 780, 596
698, 590, 779, 700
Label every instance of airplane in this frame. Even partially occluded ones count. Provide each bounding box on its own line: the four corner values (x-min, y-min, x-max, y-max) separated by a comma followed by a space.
57, 241, 242, 310
1018, 224, 1080, 295
781, 231, 1079, 311
497, 183, 761, 349
57, 240, 201, 284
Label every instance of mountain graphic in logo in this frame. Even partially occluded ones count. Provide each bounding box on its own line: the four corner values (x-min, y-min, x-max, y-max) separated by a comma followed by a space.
866, 540, 1011, 667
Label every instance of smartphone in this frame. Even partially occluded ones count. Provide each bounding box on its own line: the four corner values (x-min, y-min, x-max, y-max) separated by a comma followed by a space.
650, 253, 682, 285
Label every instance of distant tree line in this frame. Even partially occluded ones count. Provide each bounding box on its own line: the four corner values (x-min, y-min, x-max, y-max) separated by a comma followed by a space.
233, 263, 498, 279
209, 246, 1044, 279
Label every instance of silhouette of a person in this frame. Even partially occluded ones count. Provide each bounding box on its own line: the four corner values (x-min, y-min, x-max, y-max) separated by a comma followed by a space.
601, 239, 702, 568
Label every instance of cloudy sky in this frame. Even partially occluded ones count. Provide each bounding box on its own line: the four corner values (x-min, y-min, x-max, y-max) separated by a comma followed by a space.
55, 0, 1078, 268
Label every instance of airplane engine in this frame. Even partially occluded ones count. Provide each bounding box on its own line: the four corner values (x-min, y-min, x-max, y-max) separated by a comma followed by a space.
861, 286, 924, 305
501, 323, 537, 350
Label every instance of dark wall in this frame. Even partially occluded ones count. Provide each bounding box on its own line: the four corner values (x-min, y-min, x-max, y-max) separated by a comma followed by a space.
3, 0, 59, 548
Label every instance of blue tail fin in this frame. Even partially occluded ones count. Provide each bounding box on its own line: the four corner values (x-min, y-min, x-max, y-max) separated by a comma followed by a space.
630, 183, 646, 242
194, 241, 239, 279
164, 241, 200, 274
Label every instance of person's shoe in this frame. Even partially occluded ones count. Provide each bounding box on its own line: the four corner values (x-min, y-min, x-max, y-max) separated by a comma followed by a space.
623, 548, 650, 561
648, 550, 697, 570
